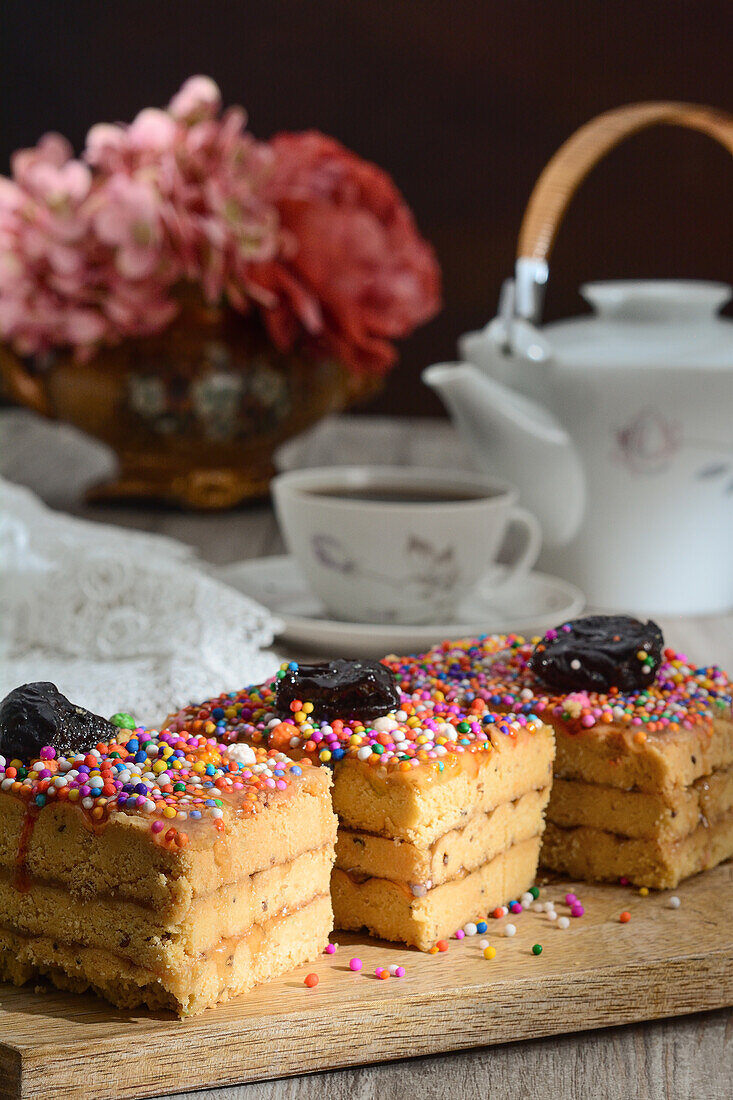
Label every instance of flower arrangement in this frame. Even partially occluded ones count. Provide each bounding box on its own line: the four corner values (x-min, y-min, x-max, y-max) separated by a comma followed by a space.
0, 76, 441, 375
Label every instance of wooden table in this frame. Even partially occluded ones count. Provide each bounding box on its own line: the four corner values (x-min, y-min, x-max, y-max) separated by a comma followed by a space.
2, 410, 731, 1100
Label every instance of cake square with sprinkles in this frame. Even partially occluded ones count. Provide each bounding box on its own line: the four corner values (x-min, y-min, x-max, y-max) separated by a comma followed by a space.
0, 684, 337, 1015
384, 616, 733, 889
168, 658, 556, 950
1, 613, 731, 1023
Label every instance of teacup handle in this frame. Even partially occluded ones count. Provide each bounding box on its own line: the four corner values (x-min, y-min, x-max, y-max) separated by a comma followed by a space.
489, 505, 543, 592
514, 101, 733, 321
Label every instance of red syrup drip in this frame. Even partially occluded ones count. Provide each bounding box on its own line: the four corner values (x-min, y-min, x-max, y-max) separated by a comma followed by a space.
14, 803, 40, 893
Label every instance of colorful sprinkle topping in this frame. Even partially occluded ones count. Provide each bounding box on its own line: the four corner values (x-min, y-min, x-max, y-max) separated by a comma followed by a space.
167, 660, 544, 776
383, 635, 732, 734
0, 721, 308, 845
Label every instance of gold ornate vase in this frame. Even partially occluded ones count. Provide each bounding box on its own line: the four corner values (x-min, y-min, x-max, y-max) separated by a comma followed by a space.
1, 296, 379, 510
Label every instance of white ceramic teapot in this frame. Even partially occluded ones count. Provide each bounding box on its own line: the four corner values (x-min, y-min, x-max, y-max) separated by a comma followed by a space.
424, 102, 733, 614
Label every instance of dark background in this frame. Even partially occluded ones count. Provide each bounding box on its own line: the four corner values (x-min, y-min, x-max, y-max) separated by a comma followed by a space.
1, 1, 731, 416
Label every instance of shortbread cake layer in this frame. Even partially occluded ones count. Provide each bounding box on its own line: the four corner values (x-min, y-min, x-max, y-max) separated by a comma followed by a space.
549, 765, 733, 842
335, 787, 549, 887
0, 768, 335, 914
165, 667, 555, 951
542, 812, 733, 889
332, 836, 541, 950
0, 892, 332, 1016
331, 724, 554, 846
552, 717, 733, 795
0, 843, 334, 973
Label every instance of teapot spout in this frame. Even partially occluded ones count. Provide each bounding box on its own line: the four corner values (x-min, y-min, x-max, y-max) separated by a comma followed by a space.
422, 362, 585, 547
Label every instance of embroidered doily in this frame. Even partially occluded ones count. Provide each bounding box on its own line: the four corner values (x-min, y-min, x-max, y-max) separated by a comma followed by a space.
0, 477, 281, 724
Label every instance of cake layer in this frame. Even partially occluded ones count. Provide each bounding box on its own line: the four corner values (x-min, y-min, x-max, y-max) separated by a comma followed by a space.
0, 767, 336, 915
383, 634, 733, 891
0, 892, 332, 1016
166, 665, 554, 951
331, 724, 554, 846
549, 765, 733, 842
0, 843, 334, 973
552, 717, 733, 796
542, 811, 733, 889
335, 787, 549, 887
332, 836, 541, 950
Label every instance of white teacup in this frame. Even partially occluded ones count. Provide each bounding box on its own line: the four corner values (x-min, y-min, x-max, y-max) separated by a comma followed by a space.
272, 466, 541, 625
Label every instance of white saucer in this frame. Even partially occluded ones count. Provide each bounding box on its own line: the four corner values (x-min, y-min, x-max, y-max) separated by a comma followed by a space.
219, 555, 585, 657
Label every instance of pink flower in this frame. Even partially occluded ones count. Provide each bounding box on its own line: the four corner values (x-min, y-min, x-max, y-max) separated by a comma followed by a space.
0, 79, 441, 374
252, 132, 441, 372
0, 136, 111, 357
168, 75, 222, 123
12, 133, 75, 186
82, 82, 278, 308
126, 109, 178, 155
64, 308, 109, 347
92, 176, 168, 279
84, 124, 128, 170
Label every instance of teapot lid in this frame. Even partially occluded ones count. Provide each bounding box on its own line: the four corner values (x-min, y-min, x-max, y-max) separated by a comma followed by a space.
544, 280, 733, 369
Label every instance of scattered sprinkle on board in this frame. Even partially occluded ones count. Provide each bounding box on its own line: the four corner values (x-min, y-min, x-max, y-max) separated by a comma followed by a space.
0, 868, 730, 1100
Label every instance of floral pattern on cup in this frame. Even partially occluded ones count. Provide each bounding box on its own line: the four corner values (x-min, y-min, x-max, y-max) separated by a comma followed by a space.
312, 533, 461, 621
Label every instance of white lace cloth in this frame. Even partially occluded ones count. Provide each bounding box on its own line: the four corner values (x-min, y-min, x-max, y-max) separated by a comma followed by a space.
0, 477, 281, 725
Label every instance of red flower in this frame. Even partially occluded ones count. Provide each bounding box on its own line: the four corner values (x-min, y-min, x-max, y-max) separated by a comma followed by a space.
0, 77, 441, 376
249, 132, 441, 373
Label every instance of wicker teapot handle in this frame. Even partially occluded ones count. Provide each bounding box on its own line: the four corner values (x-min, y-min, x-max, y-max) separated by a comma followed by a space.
514, 101, 733, 320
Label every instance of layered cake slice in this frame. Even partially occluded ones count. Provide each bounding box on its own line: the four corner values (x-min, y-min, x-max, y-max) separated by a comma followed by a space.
389, 619, 733, 889
168, 660, 554, 950
0, 683, 336, 1015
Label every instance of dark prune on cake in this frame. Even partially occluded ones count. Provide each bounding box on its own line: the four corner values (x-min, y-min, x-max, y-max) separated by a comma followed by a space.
275, 659, 401, 721
0, 682, 117, 762
528, 615, 664, 694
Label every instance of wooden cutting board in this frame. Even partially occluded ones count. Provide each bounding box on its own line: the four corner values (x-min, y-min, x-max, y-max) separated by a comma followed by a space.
1, 865, 731, 1100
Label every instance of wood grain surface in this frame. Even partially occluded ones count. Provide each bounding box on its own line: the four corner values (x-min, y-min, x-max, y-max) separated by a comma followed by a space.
0, 867, 731, 1100
1, 410, 731, 1100
164, 1010, 732, 1100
